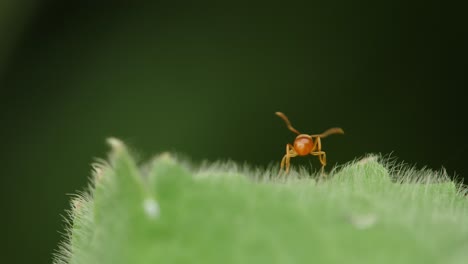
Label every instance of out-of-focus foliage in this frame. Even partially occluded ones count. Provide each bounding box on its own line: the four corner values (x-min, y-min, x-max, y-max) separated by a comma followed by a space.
0, 1, 37, 75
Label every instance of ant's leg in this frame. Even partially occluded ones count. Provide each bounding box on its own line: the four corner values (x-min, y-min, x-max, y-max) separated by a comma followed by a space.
319, 152, 327, 175
280, 155, 286, 171
310, 137, 322, 155
313, 138, 325, 175
321, 152, 327, 167
310, 138, 319, 151
286, 152, 297, 173
286, 150, 298, 173
281, 144, 297, 173
316, 137, 322, 152
311, 151, 326, 166
311, 151, 326, 175
281, 144, 295, 172
281, 144, 291, 170
286, 144, 297, 173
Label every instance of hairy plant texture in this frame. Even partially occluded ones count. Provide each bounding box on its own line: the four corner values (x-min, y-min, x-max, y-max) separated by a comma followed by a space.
54, 138, 468, 264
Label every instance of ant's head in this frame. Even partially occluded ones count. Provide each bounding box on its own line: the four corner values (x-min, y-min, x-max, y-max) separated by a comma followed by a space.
294, 135, 314, 156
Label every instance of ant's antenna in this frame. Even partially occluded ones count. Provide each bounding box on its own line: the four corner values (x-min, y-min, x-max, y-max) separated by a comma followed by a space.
312, 128, 344, 138
275, 112, 300, 135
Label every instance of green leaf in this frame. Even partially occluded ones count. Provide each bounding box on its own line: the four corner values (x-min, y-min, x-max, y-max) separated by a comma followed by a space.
55, 139, 468, 264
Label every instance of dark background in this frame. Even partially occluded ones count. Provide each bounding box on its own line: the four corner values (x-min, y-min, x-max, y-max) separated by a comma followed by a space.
1, 1, 466, 263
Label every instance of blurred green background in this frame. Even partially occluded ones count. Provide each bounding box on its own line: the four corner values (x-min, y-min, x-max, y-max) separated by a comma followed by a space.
1, 1, 466, 263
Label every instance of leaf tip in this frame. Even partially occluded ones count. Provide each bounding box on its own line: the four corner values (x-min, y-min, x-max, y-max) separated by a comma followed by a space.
106, 137, 125, 152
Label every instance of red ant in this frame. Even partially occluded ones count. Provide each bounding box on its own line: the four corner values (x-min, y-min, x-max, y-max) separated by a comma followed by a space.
275, 112, 344, 174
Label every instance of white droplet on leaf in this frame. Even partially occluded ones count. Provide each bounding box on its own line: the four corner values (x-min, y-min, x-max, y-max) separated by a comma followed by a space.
143, 198, 160, 219
348, 213, 377, 230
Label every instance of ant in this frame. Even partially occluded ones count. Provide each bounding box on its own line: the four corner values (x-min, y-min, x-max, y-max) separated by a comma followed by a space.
275, 112, 344, 174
